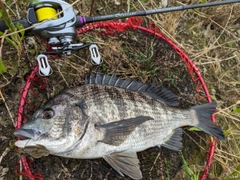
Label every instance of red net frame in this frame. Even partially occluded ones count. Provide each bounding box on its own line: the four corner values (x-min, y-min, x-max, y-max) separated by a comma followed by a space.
17, 18, 217, 180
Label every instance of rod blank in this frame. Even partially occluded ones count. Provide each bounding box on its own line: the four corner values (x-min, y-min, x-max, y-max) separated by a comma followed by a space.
86, 0, 240, 23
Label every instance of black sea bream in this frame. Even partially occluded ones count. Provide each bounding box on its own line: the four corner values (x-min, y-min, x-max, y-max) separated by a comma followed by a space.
14, 73, 224, 179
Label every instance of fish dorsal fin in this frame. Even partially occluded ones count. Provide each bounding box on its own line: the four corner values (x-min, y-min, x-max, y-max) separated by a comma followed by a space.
103, 151, 142, 180
139, 83, 179, 106
95, 116, 153, 146
85, 72, 179, 106
161, 128, 183, 151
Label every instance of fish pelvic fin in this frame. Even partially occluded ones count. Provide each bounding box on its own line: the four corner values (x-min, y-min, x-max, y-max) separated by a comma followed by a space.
192, 102, 225, 140
103, 151, 142, 180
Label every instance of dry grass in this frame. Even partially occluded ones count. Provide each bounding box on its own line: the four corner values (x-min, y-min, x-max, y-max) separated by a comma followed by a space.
161, 1, 240, 179
0, 0, 240, 179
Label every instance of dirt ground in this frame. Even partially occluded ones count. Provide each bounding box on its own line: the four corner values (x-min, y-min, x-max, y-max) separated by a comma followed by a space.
0, 0, 240, 180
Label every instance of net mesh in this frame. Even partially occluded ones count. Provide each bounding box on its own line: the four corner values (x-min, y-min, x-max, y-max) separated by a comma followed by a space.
16, 18, 216, 180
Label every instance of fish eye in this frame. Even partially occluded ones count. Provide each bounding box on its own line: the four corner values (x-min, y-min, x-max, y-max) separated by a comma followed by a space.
42, 108, 54, 119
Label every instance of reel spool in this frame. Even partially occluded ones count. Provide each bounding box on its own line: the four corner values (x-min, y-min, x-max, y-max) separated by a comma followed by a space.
35, 4, 58, 22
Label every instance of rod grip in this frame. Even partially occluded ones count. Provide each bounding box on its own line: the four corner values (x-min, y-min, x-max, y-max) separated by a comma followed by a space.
0, 19, 30, 32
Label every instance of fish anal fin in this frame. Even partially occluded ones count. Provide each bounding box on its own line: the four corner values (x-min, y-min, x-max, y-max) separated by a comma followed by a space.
162, 128, 183, 151
104, 151, 142, 180
95, 116, 153, 146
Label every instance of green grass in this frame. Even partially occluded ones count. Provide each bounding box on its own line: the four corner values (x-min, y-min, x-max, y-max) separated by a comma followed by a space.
0, 0, 25, 74
181, 152, 201, 180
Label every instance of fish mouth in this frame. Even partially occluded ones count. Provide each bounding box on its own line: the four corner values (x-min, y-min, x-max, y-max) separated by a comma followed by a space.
14, 129, 50, 157
14, 129, 40, 140
14, 129, 42, 149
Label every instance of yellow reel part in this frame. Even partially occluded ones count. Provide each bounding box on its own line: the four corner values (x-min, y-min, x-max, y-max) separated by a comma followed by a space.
36, 7, 58, 22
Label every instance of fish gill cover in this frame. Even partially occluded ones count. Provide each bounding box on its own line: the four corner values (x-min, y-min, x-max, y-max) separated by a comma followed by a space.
15, 18, 217, 180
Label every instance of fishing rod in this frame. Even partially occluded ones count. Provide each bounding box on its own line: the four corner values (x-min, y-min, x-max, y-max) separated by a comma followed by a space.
0, 0, 239, 75
86, 0, 240, 23
1, 0, 240, 33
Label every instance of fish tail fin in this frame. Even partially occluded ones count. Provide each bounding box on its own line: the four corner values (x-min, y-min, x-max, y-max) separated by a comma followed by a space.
191, 102, 225, 140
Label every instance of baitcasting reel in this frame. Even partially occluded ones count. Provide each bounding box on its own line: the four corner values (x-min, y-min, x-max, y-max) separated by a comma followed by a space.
27, 0, 76, 47
27, 0, 101, 76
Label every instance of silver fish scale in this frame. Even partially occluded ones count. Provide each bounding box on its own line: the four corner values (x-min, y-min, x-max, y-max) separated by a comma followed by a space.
70, 84, 193, 152
79, 85, 154, 121
79, 84, 187, 121
113, 110, 186, 151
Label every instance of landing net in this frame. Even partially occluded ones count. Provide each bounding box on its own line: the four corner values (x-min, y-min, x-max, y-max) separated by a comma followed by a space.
17, 18, 217, 180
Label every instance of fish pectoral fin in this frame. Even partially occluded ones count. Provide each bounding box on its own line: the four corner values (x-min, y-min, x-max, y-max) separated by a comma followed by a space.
104, 151, 142, 180
161, 128, 183, 151
95, 116, 153, 146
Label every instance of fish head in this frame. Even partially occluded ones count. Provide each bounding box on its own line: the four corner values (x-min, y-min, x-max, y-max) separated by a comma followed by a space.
14, 92, 90, 156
